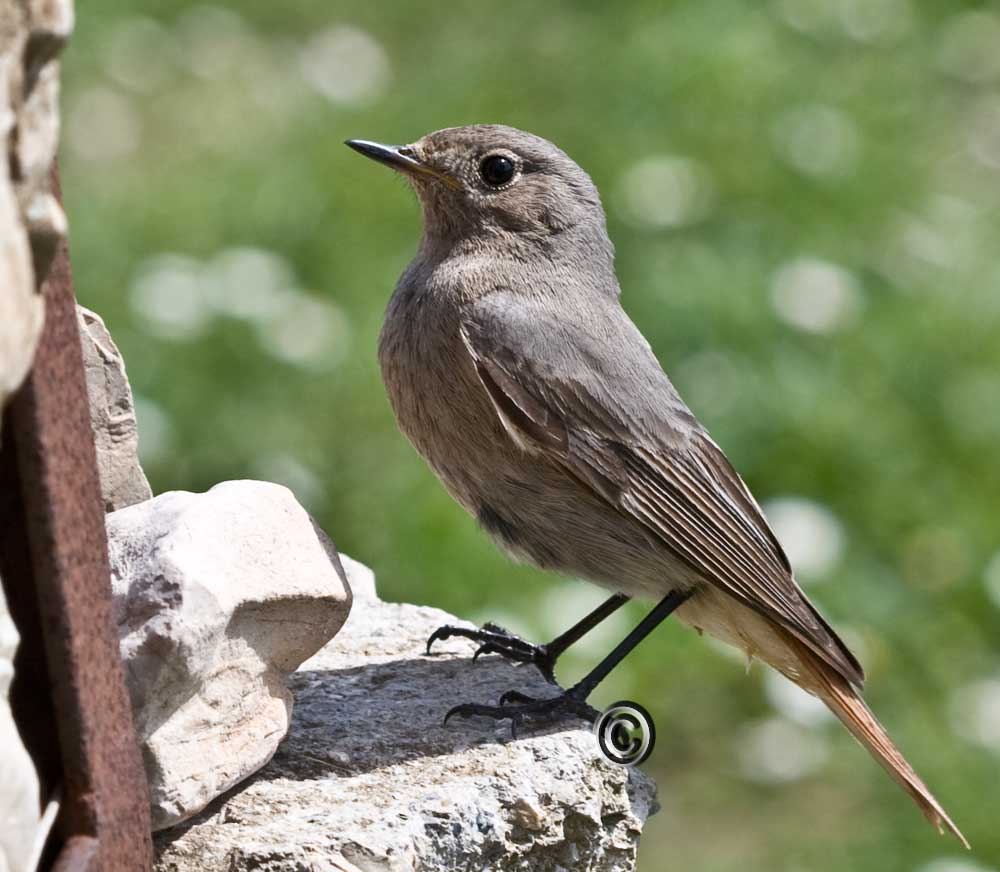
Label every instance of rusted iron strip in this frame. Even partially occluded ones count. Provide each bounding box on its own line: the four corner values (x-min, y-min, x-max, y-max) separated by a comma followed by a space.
0, 166, 152, 870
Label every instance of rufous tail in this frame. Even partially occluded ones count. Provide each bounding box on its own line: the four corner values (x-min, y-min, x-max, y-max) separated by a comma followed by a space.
787, 635, 969, 848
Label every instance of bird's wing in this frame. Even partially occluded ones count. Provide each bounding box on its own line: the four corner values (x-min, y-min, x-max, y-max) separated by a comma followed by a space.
461, 292, 864, 687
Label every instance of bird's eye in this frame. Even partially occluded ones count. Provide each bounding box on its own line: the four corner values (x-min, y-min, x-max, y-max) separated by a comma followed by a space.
479, 154, 517, 187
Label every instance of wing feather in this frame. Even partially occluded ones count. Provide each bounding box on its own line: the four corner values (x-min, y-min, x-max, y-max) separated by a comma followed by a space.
461, 296, 864, 687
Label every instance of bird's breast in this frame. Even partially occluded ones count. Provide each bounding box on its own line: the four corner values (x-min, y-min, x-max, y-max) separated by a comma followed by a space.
378, 287, 513, 513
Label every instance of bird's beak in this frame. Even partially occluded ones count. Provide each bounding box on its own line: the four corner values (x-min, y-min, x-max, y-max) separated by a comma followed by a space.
345, 139, 460, 189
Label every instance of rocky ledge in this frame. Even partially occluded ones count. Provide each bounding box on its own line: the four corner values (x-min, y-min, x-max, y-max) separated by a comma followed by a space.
153, 595, 657, 872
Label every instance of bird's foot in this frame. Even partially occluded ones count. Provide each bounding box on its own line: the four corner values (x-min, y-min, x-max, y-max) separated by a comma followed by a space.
426, 622, 559, 683
443, 687, 599, 739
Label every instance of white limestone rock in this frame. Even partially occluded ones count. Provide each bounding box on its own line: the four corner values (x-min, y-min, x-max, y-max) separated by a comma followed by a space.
0, 0, 73, 416
340, 552, 378, 601
0, 161, 41, 411
77, 306, 152, 512
106, 480, 353, 831
0, 590, 42, 872
153, 596, 658, 871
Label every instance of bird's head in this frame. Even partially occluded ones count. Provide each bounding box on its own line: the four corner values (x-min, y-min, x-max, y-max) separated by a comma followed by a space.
347, 125, 611, 255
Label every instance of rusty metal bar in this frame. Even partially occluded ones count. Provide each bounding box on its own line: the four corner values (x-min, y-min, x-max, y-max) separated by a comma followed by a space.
0, 167, 152, 869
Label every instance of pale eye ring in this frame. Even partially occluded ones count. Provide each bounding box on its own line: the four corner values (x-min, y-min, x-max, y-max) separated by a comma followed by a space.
479, 153, 517, 187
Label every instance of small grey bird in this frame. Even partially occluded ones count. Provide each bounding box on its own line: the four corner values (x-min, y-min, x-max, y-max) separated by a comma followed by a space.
347, 125, 965, 845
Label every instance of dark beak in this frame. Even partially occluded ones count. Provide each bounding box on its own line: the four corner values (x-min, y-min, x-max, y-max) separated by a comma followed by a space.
345, 139, 459, 189
345, 139, 422, 172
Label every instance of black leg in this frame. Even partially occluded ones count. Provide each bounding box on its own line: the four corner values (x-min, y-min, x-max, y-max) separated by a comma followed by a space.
544, 592, 630, 661
427, 592, 630, 683
444, 588, 693, 736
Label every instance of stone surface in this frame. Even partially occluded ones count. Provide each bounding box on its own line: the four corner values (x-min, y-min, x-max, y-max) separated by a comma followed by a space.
0, 589, 42, 872
0, 158, 41, 410
340, 553, 378, 601
78, 305, 153, 512
154, 596, 657, 871
0, 0, 73, 416
106, 480, 352, 831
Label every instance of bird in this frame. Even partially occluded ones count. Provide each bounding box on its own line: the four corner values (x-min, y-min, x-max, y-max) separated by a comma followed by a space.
346, 125, 966, 846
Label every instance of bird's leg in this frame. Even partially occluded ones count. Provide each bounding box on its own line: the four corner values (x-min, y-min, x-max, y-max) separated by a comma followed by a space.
443, 588, 693, 736
426, 593, 630, 684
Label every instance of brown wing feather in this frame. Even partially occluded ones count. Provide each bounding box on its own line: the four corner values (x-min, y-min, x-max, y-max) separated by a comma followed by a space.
619, 441, 864, 686
463, 318, 864, 688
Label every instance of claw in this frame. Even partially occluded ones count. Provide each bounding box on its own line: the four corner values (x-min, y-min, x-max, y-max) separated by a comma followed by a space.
426, 626, 452, 655
425, 620, 560, 688
448, 701, 504, 720
441, 687, 599, 739
499, 690, 534, 707
443, 701, 517, 729
426, 624, 536, 658
473, 643, 495, 663
443, 707, 457, 725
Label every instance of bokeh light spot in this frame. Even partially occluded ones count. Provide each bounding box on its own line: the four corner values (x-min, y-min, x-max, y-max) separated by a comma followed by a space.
937, 11, 1000, 85
738, 717, 830, 782
763, 670, 835, 727
771, 104, 861, 179
617, 156, 715, 229
299, 25, 390, 106
950, 678, 1000, 753
129, 254, 213, 341
763, 497, 845, 580
769, 257, 862, 334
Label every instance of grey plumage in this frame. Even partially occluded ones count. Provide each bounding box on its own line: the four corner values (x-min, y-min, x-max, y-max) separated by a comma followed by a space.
349, 125, 965, 845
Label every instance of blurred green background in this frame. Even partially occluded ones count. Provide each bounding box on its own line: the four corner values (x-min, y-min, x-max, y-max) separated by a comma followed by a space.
63, 1, 1000, 869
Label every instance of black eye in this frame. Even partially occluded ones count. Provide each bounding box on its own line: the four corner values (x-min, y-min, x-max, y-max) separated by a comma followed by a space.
479, 154, 516, 187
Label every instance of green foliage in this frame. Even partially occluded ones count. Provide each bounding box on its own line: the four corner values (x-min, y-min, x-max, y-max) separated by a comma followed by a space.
64, 1, 1000, 868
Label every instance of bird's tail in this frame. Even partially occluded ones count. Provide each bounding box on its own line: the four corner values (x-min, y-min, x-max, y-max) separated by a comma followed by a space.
786, 634, 969, 849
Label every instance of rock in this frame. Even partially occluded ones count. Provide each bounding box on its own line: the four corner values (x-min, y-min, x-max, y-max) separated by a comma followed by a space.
0, 0, 72, 419
340, 553, 378, 601
0, 589, 43, 872
153, 596, 657, 871
78, 306, 153, 511
15, 0, 72, 236
0, 163, 42, 411
106, 480, 352, 831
